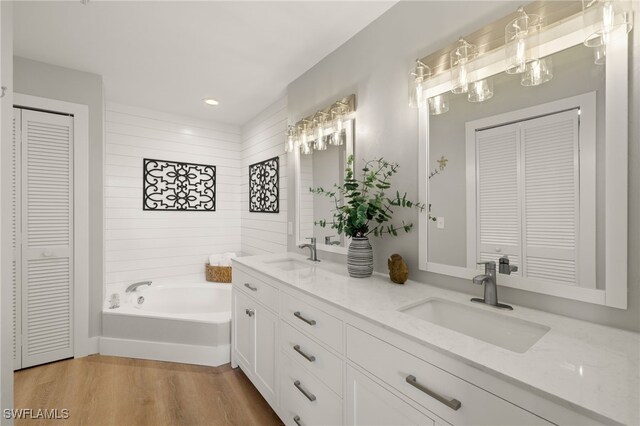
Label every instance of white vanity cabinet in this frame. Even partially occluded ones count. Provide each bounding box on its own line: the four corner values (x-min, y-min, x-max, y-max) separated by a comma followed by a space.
231, 260, 610, 426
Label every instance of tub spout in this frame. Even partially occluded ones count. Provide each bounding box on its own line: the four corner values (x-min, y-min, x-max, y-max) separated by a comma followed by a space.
126, 281, 152, 293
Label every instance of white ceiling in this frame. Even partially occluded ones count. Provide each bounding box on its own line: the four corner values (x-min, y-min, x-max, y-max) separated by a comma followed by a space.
13, 1, 396, 125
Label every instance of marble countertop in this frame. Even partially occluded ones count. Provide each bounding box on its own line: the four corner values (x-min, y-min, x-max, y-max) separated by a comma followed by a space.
234, 253, 640, 425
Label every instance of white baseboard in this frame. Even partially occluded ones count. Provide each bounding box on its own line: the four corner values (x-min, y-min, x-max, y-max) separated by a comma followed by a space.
74, 336, 100, 358
98, 337, 230, 367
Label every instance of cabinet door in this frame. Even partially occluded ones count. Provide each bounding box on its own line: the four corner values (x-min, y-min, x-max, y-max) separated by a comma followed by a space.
254, 305, 278, 406
346, 365, 435, 426
233, 290, 254, 370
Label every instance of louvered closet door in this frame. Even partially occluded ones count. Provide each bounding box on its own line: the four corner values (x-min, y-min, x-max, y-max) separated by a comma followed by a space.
476, 123, 521, 273
12, 108, 22, 370
521, 110, 579, 285
21, 109, 74, 368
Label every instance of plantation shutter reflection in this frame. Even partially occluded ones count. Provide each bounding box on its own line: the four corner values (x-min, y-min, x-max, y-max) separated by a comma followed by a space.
476, 124, 521, 274
475, 109, 581, 285
21, 109, 74, 368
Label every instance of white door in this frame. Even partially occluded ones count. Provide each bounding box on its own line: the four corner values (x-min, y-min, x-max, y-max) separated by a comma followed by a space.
20, 108, 74, 368
346, 365, 436, 426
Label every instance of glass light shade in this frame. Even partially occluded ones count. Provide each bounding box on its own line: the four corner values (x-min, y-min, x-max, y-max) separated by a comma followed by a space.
505, 8, 543, 74
467, 78, 494, 103
428, 94, 449, 115
315, 134, 327, 151
300, 137, 312, 155
409, 61, 431, 107
450, 38, 478, 94
593, 44, 607, 65
521, 58, 553, 86
284, 126, 296, 153
314, 121, 324, 143
582, 0, 633, 47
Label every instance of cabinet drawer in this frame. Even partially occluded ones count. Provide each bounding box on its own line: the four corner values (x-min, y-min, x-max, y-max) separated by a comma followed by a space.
346, 326, 550, 426
233, 268, 278, 310
280, 319, 343, 396
279, 350, 342, 426
280, 291, 343, 353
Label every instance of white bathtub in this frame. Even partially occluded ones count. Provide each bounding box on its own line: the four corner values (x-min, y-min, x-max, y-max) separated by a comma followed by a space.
101, 282, 231, 366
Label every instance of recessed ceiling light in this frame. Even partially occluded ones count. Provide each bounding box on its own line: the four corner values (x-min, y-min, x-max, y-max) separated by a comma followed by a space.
203, 98, 219, 106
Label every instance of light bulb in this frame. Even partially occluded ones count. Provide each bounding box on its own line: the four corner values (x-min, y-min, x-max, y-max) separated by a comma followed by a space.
450, 39, 477, 94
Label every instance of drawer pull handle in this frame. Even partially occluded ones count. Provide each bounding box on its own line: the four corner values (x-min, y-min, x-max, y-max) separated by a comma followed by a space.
293, 415, 303, 426
245, 308, 255, 317
293, 344, 316, 362
244, 283, 257, 291
293, 380, 316, 402
405, 375, 461, 411
293, 311, 316, 326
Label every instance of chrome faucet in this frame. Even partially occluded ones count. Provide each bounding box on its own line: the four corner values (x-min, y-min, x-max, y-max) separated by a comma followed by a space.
471, 262, 513, 310
299, 237, 320, 262
125, 281, 152, 293
324, 235, 340, 246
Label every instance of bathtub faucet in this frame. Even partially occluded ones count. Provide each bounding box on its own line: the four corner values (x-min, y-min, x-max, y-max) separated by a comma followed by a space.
125, 281, 152, 293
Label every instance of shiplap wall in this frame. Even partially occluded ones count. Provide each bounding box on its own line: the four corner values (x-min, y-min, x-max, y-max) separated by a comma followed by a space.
240, 97, 288, 255
104, 103, 242, 296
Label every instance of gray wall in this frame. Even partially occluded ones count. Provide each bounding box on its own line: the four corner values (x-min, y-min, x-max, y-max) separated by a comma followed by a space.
287, 1, 640, 332
14, 57, 104, 338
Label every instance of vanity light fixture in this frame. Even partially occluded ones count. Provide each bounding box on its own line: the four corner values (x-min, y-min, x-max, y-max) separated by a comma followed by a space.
450, 38, 478, 94
409, 60, 431, 108
521, 58, 553, 86
428, 94, 449, 115
467, 78, 494, 103
203, 98, 219, 106
582, 0, 633, 64
286, 95, 355, 155
505, 7, 543, 74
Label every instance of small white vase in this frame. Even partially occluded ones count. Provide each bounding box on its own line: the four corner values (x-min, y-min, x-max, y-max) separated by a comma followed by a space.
347, 237, 373, 278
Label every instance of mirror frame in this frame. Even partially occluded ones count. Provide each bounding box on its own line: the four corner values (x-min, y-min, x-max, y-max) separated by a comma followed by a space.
418, 16, 629, 309
294, 117, 355, 255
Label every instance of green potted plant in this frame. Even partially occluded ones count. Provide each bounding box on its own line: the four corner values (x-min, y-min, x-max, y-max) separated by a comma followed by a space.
311, 156, 425, 278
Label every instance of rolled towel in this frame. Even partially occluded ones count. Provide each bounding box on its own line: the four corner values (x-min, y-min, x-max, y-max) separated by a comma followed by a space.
209, 254, 222, 266
220, 252, 237, 266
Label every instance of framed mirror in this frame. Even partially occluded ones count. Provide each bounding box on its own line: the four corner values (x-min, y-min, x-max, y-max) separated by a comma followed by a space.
418, 18, 629, 308
295, 118, 355, 254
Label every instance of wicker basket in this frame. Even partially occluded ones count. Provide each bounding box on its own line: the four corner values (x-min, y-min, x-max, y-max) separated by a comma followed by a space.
205, 263, 232, 283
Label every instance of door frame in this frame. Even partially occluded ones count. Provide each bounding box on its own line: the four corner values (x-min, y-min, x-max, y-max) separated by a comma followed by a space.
13, 93, 91, 359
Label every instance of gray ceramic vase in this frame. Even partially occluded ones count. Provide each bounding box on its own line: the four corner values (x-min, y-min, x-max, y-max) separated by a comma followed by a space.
347, 237, 374, 278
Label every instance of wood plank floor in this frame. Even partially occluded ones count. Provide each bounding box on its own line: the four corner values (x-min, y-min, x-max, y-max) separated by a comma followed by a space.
14, 355, 283, 426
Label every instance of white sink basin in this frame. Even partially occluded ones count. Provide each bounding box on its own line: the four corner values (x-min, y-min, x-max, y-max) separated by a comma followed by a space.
400, 298, 550, 353
263, 258, 315, 271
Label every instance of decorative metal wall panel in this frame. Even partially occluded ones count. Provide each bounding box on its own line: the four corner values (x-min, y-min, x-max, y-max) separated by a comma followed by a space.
249, 156, 279, 213
143, 158, 216, 211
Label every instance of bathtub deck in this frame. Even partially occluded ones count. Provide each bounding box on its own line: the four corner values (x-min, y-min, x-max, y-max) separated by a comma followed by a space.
15, 355, 283, 426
